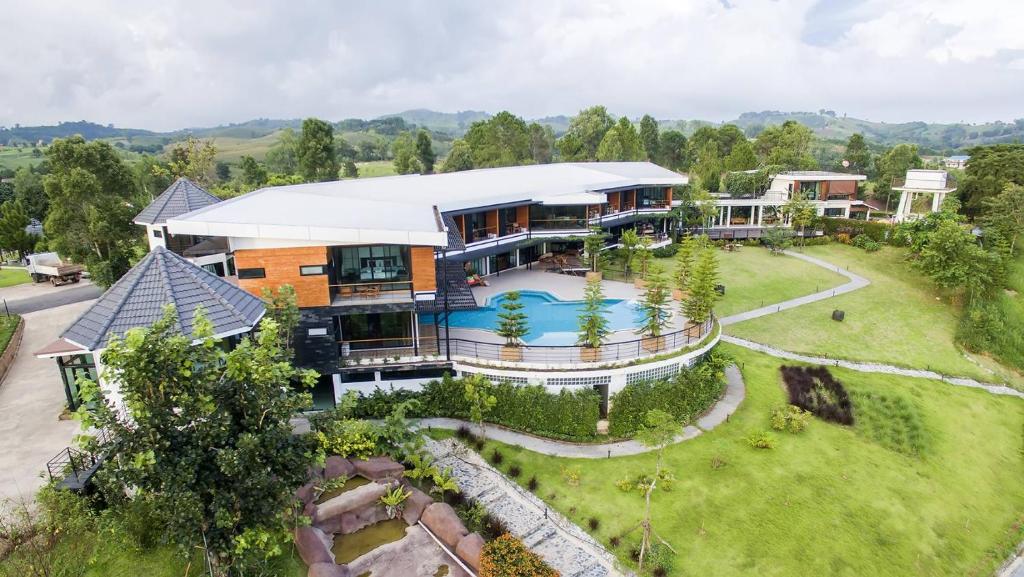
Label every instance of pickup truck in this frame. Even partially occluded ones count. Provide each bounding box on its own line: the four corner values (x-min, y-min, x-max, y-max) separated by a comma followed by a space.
24, 252, 85, 286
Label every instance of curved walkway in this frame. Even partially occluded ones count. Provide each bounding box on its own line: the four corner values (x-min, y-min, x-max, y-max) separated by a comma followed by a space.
417, 364, 745, 458
719, 249, 870, 326
722, 334, 1024, 399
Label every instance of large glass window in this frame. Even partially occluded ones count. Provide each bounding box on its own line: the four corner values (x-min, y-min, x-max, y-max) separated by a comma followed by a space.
529, 205, 587, 230
799, 181, 821, 201
337, 311, 412, 350
463, 211, 494, 243
498, 207, 519, 236
336, 245, 409, 283
636, 187, 668, 208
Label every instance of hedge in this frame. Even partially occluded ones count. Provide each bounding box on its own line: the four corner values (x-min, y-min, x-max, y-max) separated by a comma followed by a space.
352, 373, 601, 440
818, 217, 893, 243
607, 352, 730, 437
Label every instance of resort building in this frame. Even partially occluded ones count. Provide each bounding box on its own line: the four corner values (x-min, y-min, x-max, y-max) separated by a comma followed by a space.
160, 162, 717, 410
891, 169, 958, 223
944, 155, 969, 169
703, 170, 867, 239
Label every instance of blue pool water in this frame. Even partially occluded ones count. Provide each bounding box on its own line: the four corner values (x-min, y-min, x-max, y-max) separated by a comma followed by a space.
441, 290, 642, 345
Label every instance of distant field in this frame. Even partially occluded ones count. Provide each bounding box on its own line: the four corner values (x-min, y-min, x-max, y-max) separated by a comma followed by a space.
0, 147, 44, 171
195, 133, 283, 164
354, 161, 396, 178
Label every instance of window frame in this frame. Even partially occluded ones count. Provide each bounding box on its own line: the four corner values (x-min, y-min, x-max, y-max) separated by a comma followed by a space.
299, 264, 327, 276
237, 267, 266, 279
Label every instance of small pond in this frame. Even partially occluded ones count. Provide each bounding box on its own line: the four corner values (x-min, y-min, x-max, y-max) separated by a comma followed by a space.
316, 476, 371, 504
331, 518, 409, 564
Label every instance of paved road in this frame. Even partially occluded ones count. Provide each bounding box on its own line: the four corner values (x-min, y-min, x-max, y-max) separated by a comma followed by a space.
417, 364, 745, 458
2, 282, 102, 315
0, 300, 95, 503
719, 250, 870, 326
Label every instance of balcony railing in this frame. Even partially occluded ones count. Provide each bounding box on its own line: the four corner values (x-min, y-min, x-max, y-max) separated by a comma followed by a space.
529, 218, 588, 231
340, 336, 440, 362
331, 280, 414, 303
891, 172, 957, 190
442, 317, 714, 365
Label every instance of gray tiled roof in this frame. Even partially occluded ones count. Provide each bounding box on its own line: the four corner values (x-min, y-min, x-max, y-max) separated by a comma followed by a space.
133, 177, 221, 225
62, 246, 265, 351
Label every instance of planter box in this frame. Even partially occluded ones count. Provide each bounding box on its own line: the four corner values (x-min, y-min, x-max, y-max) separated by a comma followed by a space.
579, 346, 601, 362
634, 278, 648, 289
500, 347, 523, 362
642, 336, 665, 353
585, 271, 603, 282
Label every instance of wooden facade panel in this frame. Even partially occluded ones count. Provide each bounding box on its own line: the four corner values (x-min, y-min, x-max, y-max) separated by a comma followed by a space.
665, 187, 673, 206
234, 246, 330, 308
410, 246, 436, 292
829, 180, 857, 196
516, 205, 530, 229
608, 191, 621, 210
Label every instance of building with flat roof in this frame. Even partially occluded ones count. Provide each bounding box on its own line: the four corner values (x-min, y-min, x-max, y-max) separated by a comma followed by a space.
892, 169, 957, 222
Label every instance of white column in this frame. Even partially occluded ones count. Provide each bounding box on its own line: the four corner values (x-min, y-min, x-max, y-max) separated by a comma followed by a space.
757, 206, 763, 226
895, 191, 911, 223
726, 206, 732, 228
932, 192, 943, 212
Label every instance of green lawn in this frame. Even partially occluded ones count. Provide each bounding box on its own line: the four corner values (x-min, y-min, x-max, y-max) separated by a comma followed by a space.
355, 160, 397, 178
725, 244, 1024, 388
469, 343, 1024, 577
0, 147, 44, 171
0, 267, 30, 288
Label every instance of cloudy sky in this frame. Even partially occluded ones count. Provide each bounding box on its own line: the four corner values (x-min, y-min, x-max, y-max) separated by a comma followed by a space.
1, 0, 1022, 131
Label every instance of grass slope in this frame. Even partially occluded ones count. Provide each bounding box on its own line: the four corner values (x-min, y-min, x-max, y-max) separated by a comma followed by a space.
0, 267, 30, 288
725, 244, 1024, 387
472, 343, 1024, 577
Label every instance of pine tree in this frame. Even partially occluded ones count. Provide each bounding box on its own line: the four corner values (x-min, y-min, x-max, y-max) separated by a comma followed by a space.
577, 277, 610, 349
683, 248, 720, 324
673, 236, 698, 294
637, 265, 671, 338
496, 291, 529, 346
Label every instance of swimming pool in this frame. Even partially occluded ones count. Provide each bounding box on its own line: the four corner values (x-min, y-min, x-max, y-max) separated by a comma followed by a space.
441, 290, 642, 345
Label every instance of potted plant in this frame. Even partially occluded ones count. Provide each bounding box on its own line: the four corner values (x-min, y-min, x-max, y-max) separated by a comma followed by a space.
672, 236, 697, 301
636, 264, 671, 352
583, 227, 606, 281
577, 276, 610, 362
496, 291, 528, 361
632, 237, 653, 289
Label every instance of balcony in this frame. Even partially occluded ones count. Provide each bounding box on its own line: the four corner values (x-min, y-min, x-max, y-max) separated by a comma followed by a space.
528, 218, 588, 231
340, 335, 441, 364
330, 281, 415, 307
891, 172, 957, 191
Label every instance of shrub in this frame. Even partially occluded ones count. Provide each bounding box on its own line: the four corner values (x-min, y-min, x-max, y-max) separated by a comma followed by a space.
312, 416, 379, 459
800, 235, 832, 246
746, 431, 776, 449
588, 517, 600, 531
490, 449, 504, 466
852, 233, 881, 252
609, 535, 621, 548
527, 476, 539, 492
710, 455, 727, 469
455, 424, 473, 440
780, 366, 854, 425
770, 405, 812, 434
355, 373, 601, 441
608, 352, 729, 437
561, 466, 581, 487
647, 542, 676, 576
480, 534, 559, 577
652, 243, 680, 258
819, 217, 892, 242
507, 464, 521, 478
484, 514, 510, 541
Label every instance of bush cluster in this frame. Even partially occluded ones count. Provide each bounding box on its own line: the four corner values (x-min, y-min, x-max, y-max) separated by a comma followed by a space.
352, 373, 601, 440
818, 217, 892, 243
652, 243, 680, 258
607, 352, 729, 437
770, 404, 811, 433
852, 233, 881, 252
480, 534, 559, 577
780, 365, 854, 425
746, 431, 776, 449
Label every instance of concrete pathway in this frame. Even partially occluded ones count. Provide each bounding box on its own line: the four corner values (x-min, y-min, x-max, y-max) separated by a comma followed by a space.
417, 364, 745, 458
0, 299, 95, 503
426, 437, 624, 577
719, 250, 870, 326
721, 334, 1024, 399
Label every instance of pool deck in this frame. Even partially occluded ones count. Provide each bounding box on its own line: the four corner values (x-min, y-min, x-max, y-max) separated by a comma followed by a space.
444, 268, 691, 345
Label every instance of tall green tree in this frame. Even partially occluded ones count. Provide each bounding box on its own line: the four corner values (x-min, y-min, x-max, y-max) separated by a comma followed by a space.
639, 114, 660, 161
297, 118, 339, 182
77, 309, 317, 577
959, 144, 1024, 215
683, 247, 719, 324
597, 117, 643, 162
754, 121, 817, 170
341, 160, 359, 179
557, 105, 615, 161
463, 374, 497, 438
783, 194, 816, 247
842, 133, 872, 175
692, 139, 723, 192
0, 200, 34, 258
577, 276, 610, 350
415, 129, 436, 174
163, 137, 218, 186
979, 183, 1024, 253
637, 265, 671, 338
723, 139, 757, 172
442, 139, 474, 173
239, 155, 268, 187
391, 132, 422, 175
916, 220, 997, 301
657, 130, 689, 171
673, 236, 699, 294
528, 123, 555, 164
464, 111, 531, 168
43, 136, 140, 287
874, 143, 923, 206
265, 128, 300, 174
12, 167, 47, 221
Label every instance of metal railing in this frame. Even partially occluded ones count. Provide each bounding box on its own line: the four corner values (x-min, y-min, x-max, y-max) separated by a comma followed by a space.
330, 280, 414, 301
891, 172, 957, 190
528, 218, 589, 231
442, 317, 714, 365
340, 336, 441, 361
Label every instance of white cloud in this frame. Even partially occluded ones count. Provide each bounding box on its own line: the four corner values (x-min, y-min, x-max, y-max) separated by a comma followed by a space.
0, 0, 1020, 130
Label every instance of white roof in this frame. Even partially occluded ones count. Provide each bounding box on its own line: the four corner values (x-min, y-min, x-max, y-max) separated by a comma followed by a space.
537, 192, 608, 206
777, 171, 867, 181
168, 162, 686, 247
894, 169, 955, 192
